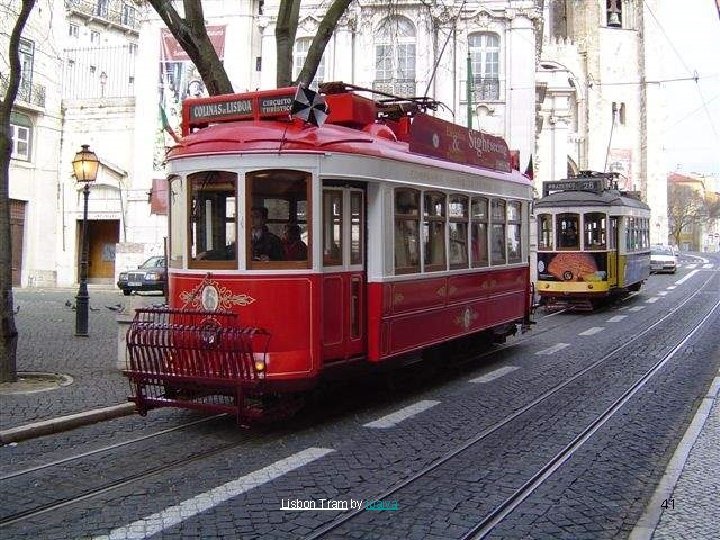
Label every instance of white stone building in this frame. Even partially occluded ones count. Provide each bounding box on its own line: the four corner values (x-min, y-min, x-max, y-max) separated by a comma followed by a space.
536, 0, 669, 245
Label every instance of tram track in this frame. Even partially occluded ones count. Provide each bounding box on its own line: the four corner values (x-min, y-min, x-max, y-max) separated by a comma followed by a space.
304, 273, 719, 539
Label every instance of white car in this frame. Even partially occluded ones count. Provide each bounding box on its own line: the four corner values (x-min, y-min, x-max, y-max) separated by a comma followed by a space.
650, 245, 677, 274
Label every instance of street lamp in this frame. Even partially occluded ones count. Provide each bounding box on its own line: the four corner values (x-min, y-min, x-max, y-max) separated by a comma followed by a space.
72, 144, 99, 336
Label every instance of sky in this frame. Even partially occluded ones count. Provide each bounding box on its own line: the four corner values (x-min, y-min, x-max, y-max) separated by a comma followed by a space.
653, 0, 720, 178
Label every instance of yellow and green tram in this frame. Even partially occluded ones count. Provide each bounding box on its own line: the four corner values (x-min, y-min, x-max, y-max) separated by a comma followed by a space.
534, 172, 651, 310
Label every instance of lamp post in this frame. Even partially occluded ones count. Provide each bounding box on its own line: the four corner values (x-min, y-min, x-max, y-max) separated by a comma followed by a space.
72, 145, 99, 336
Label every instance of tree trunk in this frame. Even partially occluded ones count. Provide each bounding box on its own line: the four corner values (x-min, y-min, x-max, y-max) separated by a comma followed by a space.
276, 0, 301, 87
0, 0, 36, 382
149, 0, 234, 96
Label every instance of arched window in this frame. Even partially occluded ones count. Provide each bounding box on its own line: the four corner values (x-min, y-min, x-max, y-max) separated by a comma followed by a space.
468, 32, 500, 101
374, 16, 416, 97
293, 37, 326, 89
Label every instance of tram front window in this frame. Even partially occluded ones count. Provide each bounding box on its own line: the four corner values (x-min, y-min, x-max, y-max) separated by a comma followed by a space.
246, 169, 310, 268
188, 171, 237, 267
584, 212, 606, 250
557, 214, 580, 249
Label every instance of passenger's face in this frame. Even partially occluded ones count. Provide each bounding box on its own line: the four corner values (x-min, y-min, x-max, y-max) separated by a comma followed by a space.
251, 210, 265, 229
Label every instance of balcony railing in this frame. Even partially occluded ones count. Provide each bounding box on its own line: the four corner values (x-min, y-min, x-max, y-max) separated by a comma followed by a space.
65, 0, 140, 31
0, 74, 46, 108
372, 79, 417, 98
462, 77, 500, 102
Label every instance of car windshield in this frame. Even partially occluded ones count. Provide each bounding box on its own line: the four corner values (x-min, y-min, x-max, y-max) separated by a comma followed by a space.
651, 246, 673, 255
139, 257, 165, 269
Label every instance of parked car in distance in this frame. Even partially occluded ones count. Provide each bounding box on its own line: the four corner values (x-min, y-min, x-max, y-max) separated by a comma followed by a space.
650, 245, 677, 274
117, 256, 167, 296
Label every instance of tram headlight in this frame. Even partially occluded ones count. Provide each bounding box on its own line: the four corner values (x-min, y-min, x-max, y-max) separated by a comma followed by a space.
254, 360, 266, 372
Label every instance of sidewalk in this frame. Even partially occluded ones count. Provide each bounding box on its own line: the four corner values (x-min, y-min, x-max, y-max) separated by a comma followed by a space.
631, 375, 720, 539
0, 288, 162, 441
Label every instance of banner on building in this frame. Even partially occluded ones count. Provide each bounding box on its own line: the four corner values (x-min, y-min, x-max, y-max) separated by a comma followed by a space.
154, 26, 226, 171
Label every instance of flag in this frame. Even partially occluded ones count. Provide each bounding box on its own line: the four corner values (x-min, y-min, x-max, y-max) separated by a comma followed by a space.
524, 156, 534, 180
290, 86, 330, 127
159, 104, 181, 144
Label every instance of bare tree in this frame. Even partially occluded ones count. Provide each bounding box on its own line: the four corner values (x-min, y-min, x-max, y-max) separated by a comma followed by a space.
148, 0, 353, 95
668, 183, 706, 247
1, 0, 36, 382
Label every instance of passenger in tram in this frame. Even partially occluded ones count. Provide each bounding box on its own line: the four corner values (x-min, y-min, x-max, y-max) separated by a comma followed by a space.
282, 224, 308, 261
559, 224, 579, 248
251, 206, 284, 261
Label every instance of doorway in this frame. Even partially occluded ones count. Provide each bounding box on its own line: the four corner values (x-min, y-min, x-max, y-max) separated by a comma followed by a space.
77, 219, 120, 283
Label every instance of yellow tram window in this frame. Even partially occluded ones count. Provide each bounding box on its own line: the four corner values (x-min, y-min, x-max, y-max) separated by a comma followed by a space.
538, 214, 553, 250
584, 212, 606, 250
557, 213, 579, 249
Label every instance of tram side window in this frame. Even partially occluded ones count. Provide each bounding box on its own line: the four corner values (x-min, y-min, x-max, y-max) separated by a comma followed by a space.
471, 197, 489, 267
449, 194, 469, 269
394, 188, 420, 274
538, 214, 553, 251
323, 190, 343, 266
609, 217, 618, 249
507, 201, 522, 263
490, 199, 506, 265
584, 212, 606, 250
424, 191, 446, 271
247, 169, 310, 267
188, 171, 237, 267
557, 213, 579, 249
350, 191, 363, 265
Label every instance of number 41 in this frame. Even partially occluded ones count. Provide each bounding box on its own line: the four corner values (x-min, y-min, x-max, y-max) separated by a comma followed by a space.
661, 498, 675, 509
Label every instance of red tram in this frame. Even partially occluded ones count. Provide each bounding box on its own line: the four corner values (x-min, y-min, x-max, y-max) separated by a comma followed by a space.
124, 84, 534, 422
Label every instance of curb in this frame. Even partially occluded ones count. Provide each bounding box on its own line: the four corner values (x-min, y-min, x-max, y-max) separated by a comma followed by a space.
0, 403, 136, 445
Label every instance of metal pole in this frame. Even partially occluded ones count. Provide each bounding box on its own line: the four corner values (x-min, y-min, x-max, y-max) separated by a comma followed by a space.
466, 51, 473, 129
75, 183, 90, 336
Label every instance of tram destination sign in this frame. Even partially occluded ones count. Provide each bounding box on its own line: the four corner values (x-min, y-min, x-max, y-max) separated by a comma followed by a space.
542, 179, 604, 197
189, 98, 253, 122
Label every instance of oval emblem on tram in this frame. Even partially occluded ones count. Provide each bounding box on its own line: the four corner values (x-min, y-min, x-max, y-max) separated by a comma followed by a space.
201, 285, 219, 311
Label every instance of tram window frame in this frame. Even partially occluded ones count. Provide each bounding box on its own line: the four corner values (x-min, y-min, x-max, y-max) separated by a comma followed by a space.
470, 196, 489, 268
394, 188, 420, 274
246, 169, 311, 269
448, 194, 469, 269
584, 212, 606, 250
350, 191, 364, 265
557, 213, 580, 250
609, 217, 618, 250
506, 200, 522, 263
323, 189, 343, 266
538, 213, 553, 251
187, 170, 237, 270
423, 191, 447, 272
168, 175, 183, 269
490, 199, 506, 265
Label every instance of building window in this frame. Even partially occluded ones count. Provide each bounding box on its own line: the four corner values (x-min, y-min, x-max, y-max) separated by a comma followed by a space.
96, 0, 109, 18
468, 32, 500, 101
128, 43, 137, 55
293, 37, 325, 89
69, 23, 79, 38
606, 0, 622, 27
90, 30, 100, 45
10, 112, 32, 161
122, 3, 136, 27
374, 16, 416, 97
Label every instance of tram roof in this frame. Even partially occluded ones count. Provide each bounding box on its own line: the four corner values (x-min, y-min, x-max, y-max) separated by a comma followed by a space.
166, 119, 531, 187
534, 188, 650, 210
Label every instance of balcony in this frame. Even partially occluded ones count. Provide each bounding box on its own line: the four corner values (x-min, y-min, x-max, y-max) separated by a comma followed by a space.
462, 77, 500, 102
65, 0, 140, 32
372, 79, 417, 98
0, 74, 46, 108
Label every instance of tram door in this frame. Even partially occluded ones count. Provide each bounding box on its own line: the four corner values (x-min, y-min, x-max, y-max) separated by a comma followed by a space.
321, 186, 366, 361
